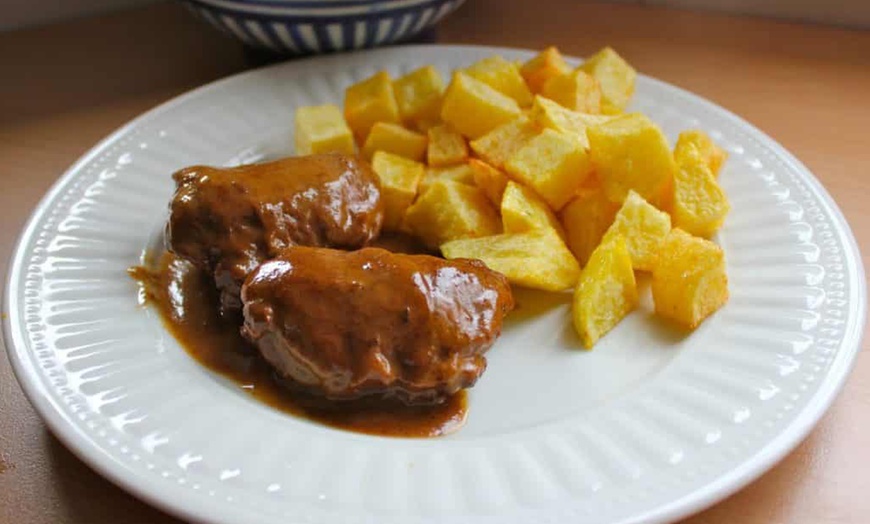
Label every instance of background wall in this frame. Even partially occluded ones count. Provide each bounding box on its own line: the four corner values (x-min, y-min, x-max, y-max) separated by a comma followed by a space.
614, 0, 870, 28
2, 0, 869, 32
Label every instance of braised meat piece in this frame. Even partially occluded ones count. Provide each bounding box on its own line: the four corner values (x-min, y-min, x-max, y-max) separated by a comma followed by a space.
166, 154, 383, 316
240, 247, 514, 405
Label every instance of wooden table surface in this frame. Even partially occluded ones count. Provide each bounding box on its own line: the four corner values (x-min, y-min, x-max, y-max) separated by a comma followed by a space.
1, 2, 868, 522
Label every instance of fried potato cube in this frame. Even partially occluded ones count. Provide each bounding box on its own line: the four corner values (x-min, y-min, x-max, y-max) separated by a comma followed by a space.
418, 163, 476, 193
541, 70, 602, 114
469, 115, 539, 169
504, 128, 592, 211
415, 119, 442, 132
572, 235, 638, 348
464, 55, 534, 107
441, 229, 580, 292
501, 181, 565, 237
427, 124, 469, 167
344, 71, 401, 142
530, 95, 613, 149
559, 186, 619, 267
403, 179, 500, 249
674, 130, 728, 177
655, 172, 676, 214
371, 151, 424, 230
469, 159, 509, 206
578, 47, 636, 115
393, 65, 445, 128
579, 171, 605, 191
588, 113, 676, 204
601, 190, 671, 271
361, 122, 427, 161
440, 72, 522, 139
294, 104, 355, 155
521, 46, 572, 95
671, 147, 730, 237
344, 71, 401, 143
652, 228, 728, 329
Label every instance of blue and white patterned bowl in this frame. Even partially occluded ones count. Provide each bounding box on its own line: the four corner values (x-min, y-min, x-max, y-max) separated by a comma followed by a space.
179, 0, 466, 55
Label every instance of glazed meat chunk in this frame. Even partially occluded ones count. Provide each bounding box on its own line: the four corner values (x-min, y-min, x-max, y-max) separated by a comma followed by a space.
166, 154, 383, 316
240, 247, 515, 405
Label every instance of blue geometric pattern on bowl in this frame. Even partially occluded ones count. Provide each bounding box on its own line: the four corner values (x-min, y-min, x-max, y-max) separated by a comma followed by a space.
179, 0, 466, 54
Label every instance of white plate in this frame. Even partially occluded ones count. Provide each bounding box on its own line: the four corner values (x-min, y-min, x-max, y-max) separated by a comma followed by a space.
4, 45, 865, 524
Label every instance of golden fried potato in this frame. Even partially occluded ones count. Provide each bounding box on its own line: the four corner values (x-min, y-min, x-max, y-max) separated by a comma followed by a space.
469, 158, 509, 206
291, 47, 732, 343
361, 122, 427, 161
504, 128, 592, 210
670, 146, 730, 237
652, 229, 728, 329
674, 130, 728, 177
559, 185, 619, 267
601, 190, 671, 271
464, 55, 534, 107
587, 113, 676, 204
294, 104, 355, 156
440, 72, 522, 139
501, 181, 565, 237
402, 179, 500, 249
427, 124, 469, 166
370, 151, 424, 231
530, 95, 613, 149
344, 71, 401, 142
572, 235, 638, 348
441, 228, 580, 291
541, 70, 602, 114
469, 115, 540, 169
520, 46, 572, 95
578, 47, 636, 115
418, 163, 476, 194
393, 65, 445, 130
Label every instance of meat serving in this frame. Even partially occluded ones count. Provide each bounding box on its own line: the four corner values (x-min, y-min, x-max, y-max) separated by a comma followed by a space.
166, 153, 384, 316
240, 246, 515, 405
152, 151, 516, 428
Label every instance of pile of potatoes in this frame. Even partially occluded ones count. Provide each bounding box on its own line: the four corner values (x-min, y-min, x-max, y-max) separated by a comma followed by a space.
293, 46, 730, 348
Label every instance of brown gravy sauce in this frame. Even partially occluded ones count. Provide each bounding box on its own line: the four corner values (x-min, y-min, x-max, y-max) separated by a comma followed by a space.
130, 234, 466, 438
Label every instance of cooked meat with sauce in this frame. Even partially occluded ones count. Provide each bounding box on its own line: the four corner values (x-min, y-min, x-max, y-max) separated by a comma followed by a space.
165, 153, 384, 316
240, 246, 515, 405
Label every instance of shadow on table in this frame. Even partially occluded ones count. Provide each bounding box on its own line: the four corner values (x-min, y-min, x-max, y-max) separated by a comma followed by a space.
0, 2, 440, 126
47, 431, 183, 524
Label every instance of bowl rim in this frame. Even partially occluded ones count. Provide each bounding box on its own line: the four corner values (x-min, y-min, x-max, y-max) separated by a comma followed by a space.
185, 0, 458, 12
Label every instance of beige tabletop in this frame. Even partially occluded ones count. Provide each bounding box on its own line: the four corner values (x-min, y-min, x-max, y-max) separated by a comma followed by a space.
1, 1, 869, 522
